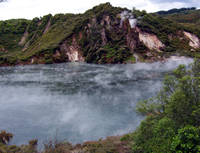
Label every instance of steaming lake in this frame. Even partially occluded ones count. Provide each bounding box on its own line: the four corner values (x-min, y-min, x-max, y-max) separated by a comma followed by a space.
0, 57, 193, 145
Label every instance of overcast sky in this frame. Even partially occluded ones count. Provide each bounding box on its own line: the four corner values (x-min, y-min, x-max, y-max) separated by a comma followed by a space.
0, 0, 199, 20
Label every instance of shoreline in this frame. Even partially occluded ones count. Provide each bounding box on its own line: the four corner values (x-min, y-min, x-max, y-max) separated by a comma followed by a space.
0, 55, 194, 68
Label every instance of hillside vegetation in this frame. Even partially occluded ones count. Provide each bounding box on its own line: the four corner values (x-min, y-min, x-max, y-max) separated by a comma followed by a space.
0, 3, 200, 66
156, 7, 200, 41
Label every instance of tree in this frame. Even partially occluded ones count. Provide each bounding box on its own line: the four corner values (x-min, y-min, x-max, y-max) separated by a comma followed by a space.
137, 59, 200, 126
132, 59, 200, 153
171, 126, 200, 153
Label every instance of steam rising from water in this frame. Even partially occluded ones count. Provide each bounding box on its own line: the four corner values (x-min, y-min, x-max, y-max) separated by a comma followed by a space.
120, 11, 138, 28
0, 57, 193, 145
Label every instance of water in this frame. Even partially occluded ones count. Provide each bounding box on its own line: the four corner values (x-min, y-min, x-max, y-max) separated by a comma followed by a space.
0, 57, 193, 145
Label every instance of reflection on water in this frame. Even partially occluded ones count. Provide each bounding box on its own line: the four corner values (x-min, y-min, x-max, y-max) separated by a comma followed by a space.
0, 57, 193, 145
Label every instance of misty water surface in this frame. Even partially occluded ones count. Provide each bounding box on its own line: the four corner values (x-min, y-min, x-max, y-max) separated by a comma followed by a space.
0, 57, 193, 145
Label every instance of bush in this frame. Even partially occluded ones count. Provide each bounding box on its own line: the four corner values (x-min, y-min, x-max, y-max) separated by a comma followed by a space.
131, 59, 200, 153
171, 126, 200, 153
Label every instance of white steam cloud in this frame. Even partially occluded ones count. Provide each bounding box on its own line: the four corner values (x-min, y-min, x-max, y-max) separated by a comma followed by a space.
0, 57, 193, 145
120, 10, 138, 28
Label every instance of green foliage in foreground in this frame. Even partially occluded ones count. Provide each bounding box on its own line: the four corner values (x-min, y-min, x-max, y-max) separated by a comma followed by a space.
126, 60, 200, 153
171, 126, 200, 153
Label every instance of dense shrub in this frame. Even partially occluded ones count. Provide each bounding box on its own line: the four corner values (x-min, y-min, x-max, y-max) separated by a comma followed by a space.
171, 126, 200, 153
130, 60, 200, 153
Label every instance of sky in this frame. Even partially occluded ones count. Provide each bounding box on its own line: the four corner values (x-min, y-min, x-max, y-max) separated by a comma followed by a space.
0, 0, 199, 20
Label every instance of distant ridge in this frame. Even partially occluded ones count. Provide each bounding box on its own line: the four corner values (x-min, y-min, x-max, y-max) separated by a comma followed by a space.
157, 7, 196, 15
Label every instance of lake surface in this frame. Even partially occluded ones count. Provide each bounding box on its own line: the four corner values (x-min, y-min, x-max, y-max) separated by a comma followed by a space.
0, 57, 193, 145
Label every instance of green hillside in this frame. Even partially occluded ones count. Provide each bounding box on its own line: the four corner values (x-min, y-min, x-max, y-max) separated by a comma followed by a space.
0, 3, 200, 66
156, 8, 200, 39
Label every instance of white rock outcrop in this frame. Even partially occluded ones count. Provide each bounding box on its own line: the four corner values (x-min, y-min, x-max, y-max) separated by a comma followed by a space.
137, 29, 165, 51
43, 19, 51, 34
184, 31, 200, 49
60, 36, 84, 62
66, 47, 81, 62
18, 30, 28, 46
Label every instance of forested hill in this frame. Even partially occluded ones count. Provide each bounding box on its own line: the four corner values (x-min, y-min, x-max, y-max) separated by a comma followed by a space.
156, 7, 200, 38
0, 3, 200, 66
157, 7, 197, 15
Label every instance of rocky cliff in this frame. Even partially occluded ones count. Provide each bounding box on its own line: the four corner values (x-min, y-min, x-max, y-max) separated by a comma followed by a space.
0, 3, 200, 66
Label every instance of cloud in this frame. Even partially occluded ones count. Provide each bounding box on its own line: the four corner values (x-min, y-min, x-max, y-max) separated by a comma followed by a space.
0, 0, 199, 20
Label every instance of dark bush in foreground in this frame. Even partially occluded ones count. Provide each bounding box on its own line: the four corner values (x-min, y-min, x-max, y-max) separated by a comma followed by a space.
127, 59, 200, 153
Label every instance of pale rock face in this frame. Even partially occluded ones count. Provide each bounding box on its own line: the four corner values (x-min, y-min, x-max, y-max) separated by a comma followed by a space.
101, 28, 107, 45
19, 30, 28, 46
60, 36, 84, 62
22, 41, 30, 51
31, 58, 35, 64
66, 47, 80, 62
183, 31, 200, 49
43, 19, 51, 34
137, 29, 165, 51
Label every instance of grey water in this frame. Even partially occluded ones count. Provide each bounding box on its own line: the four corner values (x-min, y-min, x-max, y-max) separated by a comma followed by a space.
0, 57, 193, 145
